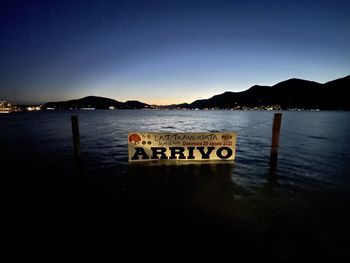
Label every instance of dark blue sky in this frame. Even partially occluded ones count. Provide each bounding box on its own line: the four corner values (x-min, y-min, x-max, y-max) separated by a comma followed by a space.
1, 0, 349, 104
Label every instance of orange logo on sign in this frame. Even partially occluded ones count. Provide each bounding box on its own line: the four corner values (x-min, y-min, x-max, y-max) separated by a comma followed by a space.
129, 133, 142, 145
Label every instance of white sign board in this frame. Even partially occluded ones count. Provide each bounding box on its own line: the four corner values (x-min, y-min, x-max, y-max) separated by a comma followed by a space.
128, 132, 237, 163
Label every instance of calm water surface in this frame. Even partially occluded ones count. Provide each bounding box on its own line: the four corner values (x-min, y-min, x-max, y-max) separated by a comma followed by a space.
2, 110, 350, 261
2, 110, 350, 190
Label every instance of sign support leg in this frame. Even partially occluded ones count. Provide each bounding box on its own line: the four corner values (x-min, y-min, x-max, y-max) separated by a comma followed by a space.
270, 113, 282, 171
71, 115, 81, 161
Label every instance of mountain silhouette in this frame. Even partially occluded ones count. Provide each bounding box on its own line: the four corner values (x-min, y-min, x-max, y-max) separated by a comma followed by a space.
44, 96, 150, 110
43, 75, 349, 110
189, 75, 349, 110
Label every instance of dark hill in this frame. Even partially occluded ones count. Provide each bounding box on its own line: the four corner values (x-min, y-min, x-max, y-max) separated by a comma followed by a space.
322, 75, 350, 109
43, 96, 150, 110
124, 100, 151, 109
189, 76, 349, 110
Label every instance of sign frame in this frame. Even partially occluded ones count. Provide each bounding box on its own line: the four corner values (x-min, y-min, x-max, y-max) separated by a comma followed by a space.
128, 131, 237, 163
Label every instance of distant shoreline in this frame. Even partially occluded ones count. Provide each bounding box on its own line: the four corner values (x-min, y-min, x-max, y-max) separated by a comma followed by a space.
5, 108, 350, 114
4, 74, 349, 111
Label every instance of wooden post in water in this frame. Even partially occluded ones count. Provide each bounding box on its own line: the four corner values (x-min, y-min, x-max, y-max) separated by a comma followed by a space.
270, 113, 282, 170
71, 115, 81, 161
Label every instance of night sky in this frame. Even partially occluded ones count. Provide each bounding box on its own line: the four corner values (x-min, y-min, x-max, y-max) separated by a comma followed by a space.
1, 0, 349, 105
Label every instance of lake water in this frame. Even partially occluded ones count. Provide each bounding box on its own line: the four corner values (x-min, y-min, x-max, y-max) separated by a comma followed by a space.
2, 110, 350, 262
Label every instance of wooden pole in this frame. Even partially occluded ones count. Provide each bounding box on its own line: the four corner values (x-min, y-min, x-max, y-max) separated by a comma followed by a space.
270, 113, 282, 169
71, 115, 81, 161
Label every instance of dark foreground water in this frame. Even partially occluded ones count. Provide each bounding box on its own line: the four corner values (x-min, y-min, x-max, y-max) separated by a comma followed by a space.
2, 110, 350, 262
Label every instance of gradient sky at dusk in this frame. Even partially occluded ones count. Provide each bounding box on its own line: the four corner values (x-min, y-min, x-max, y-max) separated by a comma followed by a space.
1, 0, 349, 105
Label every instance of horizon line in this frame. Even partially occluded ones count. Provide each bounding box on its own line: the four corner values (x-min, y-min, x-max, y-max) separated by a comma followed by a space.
3, 74, 349, 106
